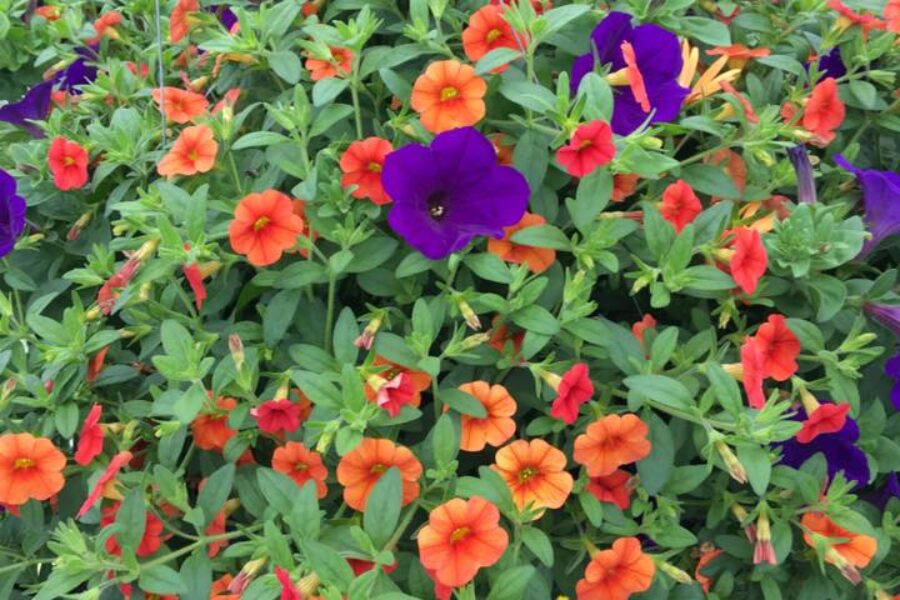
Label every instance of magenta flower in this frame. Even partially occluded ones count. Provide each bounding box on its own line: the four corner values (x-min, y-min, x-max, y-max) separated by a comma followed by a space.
779, 408, 869, 488
0, 169, 26, 259
382, 127, 529, 260
570, 11, 688, 135
835, 154, 900, 257
788, 145, 816, 204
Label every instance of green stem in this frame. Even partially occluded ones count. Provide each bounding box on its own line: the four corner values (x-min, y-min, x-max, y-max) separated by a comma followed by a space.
324, 272, 338, 354
385, 498, 422, 550
351, 83, 364, 139
227, 153, 244, 196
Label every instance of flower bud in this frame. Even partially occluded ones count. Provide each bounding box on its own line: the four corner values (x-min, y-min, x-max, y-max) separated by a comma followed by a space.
229, 557, 268, 594
731, 503, 757, 542
197, 261, 222, 278
459, 332, 490, 351
354, 312, 384, 350
228, 334, 245, 371
825, 546, 861, 584
753, 511, 777, 565
456, 296, 481, 331
536, 367, 562, 391
67, 211, 93, 241
656, 560, 694, 584
297, 573, 321, 596
715, 441, 747, 484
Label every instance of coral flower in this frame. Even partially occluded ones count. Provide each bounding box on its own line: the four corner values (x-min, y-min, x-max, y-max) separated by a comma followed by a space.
48, 137, 89, 190
101, 502, 164, 557
306, 47, 353, 81
801, 512, 877, 583
612, 173, 639, 203
340, 137, 393, 205
728, 227, 767, 295
802, 78, 845, 145
336, 438, 423, 511
35, 5, 61, 20
74, 404, 104, 466
157, 125, 218, 178
573, 414, 651, 477
0, 433, 66, 506
695, 544, 723, 594
170, 0, 199, 43
493, 439, 574, 513
556, 120, 616, 178
487, 212, 556, 274
191, 396, 237, 452
86, 346, 110, 383
740, 337, 767, 409
152, 87, 209, 124
586, 470, 633, 510
549, 363, 594, 425
575, 537, 655, 600
364, 356, 432, 409
252, 399, 303, 434
77, 450, 133, 517
272, 441, 328, 498
706, 44, 770, 69
462, 5, 522, 73
659, 180, 702, 233
87, 11, 121, 45
797, 403, 851, 444
887, 0, 900, 32
828, 0, 886, 36
456, 381, 517, 451
631, 314, 656, 347
417, 496, 509, 588
411, 60, 487, 133
181, 262, 207, 310
228, 189, 305, 267
754, 314, 800, 381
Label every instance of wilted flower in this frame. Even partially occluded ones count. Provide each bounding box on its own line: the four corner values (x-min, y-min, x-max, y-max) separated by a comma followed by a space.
864, 301, 900, 336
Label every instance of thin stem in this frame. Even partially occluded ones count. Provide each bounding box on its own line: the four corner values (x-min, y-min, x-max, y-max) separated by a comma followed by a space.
228, 153, 244, 196
351, 83, 364, 139
324, 272, 337, 354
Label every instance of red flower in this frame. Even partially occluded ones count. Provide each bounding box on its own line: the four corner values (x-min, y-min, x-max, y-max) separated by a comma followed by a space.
631, 314, 656, 347
740, 338, 766, 409
101, 502, 164, 557
462, 5, 522, 74
48, 137, 89, 191
182, 262, 207, 310
77, 451, 133, 517
659, 180, 702, 233
74, 404, 104, 466
828, 0, 886, 36
97, 258, 141, 315
86, 346, 110, 383
549, 363, 594, 425
347, 559, 399, 576
802, 78, 845, 145
729, 227, 768, 295
375, 373, 417, 417
275, 567, 301, 600
754, 314, 800, 381
340, 137, 393, 205
797, 403, 851, 443
556, 120, 615, 178
252, 399, 302, 434
585, 470, 632, 510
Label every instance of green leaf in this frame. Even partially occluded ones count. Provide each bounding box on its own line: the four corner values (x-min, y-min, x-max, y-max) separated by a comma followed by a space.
364, 467, 402, 548
441, 388, 487, 418
264, 289, 301, 347
313, 77, 349, 107
578, 73, 613, 122
310, 104, 355, 137
510, 224, 571, 250
737, 443, 771, 496
291, 371, 342, 409
682, 266, 736, 291
232, 131, 292, 150
570, 169, 612, 233
139, 565, 189, 595
499, 80, 556, 113
521, 526, 553, 567
333, 308, 360, 365
511, 305, 559, 335
286, 481, 321, 541
485, 565, 537, 600
683, 164, 741, 199
465, 253, 513, 284
475, 47, 521, 74
680, 16, 731, 46
299, 539, 355, 592
757, 55, 806, 77
432, 413, 459, 466
806, 275, 846, 322
269, 50, 303, 83
513, 130, 551, 193
706, 362, 743, 415
256, 468, 301, 515
196, 464, 235, 528
540, 4, 590, 37
636, 411, 675, 494
624, 374, 694, 412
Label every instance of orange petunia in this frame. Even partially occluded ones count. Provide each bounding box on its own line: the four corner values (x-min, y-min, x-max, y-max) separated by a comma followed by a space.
611, 173, 639, 203
271, 441, 328, 498
191, 396, 238, 452
462, 5, 522, 73
706, 44, 770, 69
585, 470, 633, 510
305, 47, 353, 81
417, 496, 509, 588
573, 414, 652, 477
801, 512, 877, 583
228, 189, 305, 266
336, 438, 423, 511
364, 356, 432, 409
493, 439, 573, 514
152, 87, 209, 124
487, 212, 556, 274
456, 381, 517, 452
157, 124, 218, 178
802, 77, 845, 145
576, 537, 655, 600
0, 433, 66, 506
340, 137, 393, 205
411, 60, 487, 133
659, 179, 702, 233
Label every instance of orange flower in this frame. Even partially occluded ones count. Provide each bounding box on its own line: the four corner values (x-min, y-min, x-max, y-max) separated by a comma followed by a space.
87, 11, 121, 45
631, 314, 657, 347
706, 44, 770, 69
191, 396, 237, 452
170, 0, 199, 43
157, 125, 218, 178
306, 47, 353, 81
574, 414, 652, 477
694, 544, 723, 594
35, 5, 61, 20
228, 189, 305, 266
0, 433, 66, 506
801, 512, 877, 583
456, 381, 517, 452
659, 179, 702, 233
336, 438, 423, 511
340, 137, 393, 205
462, 5, 522, 73
576, 537, 655, 600
488, 317, 524, 356
487, 212, 556, 274
493, 439, 573, 513
411, 60, 487, 133
611, 173, 639, 203
585, 470, 633, 510
417, 496, 509, 588
48, 137, 89, 191
272, 441, 328, 498
364, 356, 431, 409
152, 87, 209, 124
210, 574, 240, 600
802, 77, 845, 145
828, 0, 886, 36
887, 0, 900, 33
491, 133, 514, 165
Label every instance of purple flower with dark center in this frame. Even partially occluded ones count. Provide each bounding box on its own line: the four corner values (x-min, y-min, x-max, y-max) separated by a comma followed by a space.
788, 145, 816, 204
864, 302, 900, 336
0, 79, 53, 137
381, 127, 529, 260
867, 472, 900, 510
814, 47, 846, 79
0, 169, 27, 258
834, 154, 900, 257
779, 407, 870, 488
887, 353, 900, 411
570, 11, 688, 135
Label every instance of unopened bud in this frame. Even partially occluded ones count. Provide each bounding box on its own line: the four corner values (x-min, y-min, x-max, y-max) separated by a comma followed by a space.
538, 367, 563, 391
639, 136, 663, 150
656, 560, 693, 584
715, 441, 747, 484
85, 306, 102, 321
456, 296, 481, 331
197, 261, 222, 278
753, 511, 777, 565
798, 386, 820, 415
112, 223, 130, 236
228, 334, 245, 371
133, 238, 160, 262
229, 557, 268, 594
189, 76, 209, 92
731, 502, 757, 542
67, 212, 93, 241
297, 573, 321, 596
354, 313, 384, 350
459, 332, 490, 351
825, 546, 861, 584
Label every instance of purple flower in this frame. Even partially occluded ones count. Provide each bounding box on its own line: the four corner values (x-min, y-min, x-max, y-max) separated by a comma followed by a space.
867, 472, 900, 510
864, 302, 900, 336
788, 145, 816, 204
382, 127, 529, 260
0, 169, 27, 259
570, 11, 688, 135
0, 79, 53, 137
815, 47, 846, 79
886, 353, 900, 411
779, 408, 870, 488
834, 154, 900, 257
54, 46, 99, 94
212, 5, 238, 30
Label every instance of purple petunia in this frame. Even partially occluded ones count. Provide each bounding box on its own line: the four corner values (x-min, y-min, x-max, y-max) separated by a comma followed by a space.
779, 407, 870, 488
835, 154, 900, 257
381, 127, 529, 260
570, 11, 688, 135
864, 302, 900, 336
867, 472, 900, 510
0, 169, 27, 259
788, 145, 816, 204
55, 46, 99, 94
0, 79, 54, 137
815, 47, 846, 79
886, 353, 900, 411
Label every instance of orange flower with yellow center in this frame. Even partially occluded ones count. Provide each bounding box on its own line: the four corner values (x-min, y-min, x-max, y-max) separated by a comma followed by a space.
0, 433, 66, 506
493, 439, 573, 514
573, 414, 652, 477
455, 381, 517, 452
411, 60, 487, 133
157, 124, 218, 178
272, 441, 329, 498
487, 212, 557, 274
336, 438, 423, 511
576, 537, 656, 599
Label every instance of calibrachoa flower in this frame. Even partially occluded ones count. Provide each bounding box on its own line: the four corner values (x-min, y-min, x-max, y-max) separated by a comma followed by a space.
487, 212, 556, 274
101, 501, 164, 557
170, 0, 199, 43
181, 262, 207, 310
152, 87, 209, 123
74, 404, 104, 466
0, 433, 66, 506
556, 120, 616, 178
228, 189, 305, 266
77, 450, 133, 517
272, 441, 328, 498
726, 227, 768, 295
547, 363, 594, 425
336, 438, 423, 511
585, 470, 633, 510
571, 12, 688, 134
707, 44, 770, 69
0, 79, 53, 136
834, 154, 900, 257
801, 78, 845, 145
157, 124, 218, 178
801, 512, 876, 584
253, 399, 303, 434
305, 47, 353, 81
812, 47, 846, 79
780, 409, 869, 488
612, 173, 639, 202
828, 0, 886, 37
754, 314, 800, 381
869, 472, 900, 509
574, 414, 652, 477
659, 179, 702, 232
372, 372, 418, 416
887, 0, 900, 32
87, 11, 121, 45
493, 439, 573, 514
364, 356, 432, 409
275, 566, 301, 600
410, 60, 487, 133
462, 5, 521, 73
456, 381, 517, 452
0, 168, 27, 259
631, 314, 656, 348
417, 496, 509, 588
575, 537, 655, 599
47, 136, 89, 190
191, 396, 237, 452
788, 145, 817, 204
339, 137, 393, 205
381, 126, 529, 259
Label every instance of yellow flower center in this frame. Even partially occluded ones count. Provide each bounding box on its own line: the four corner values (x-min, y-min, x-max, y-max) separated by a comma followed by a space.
517, 466, 539, 483
450, 526, 471, 544
578, 139, 593, 150
188, 150, 199, 162
440, 86, 459, 101
14, 457, 34, 470
367, 161, 382, 173
253, 216, 270, 231
370, 463, 387, 474
63, 156, 76, 166
486, 28, 503, 43
294, 462, 308, 472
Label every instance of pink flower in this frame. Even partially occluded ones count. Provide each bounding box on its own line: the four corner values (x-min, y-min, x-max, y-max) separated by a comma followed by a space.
251, 399, 302, 434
